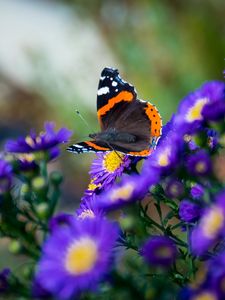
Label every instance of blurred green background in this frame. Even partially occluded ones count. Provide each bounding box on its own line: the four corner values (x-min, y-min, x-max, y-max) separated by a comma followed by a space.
0, 0, 224, 217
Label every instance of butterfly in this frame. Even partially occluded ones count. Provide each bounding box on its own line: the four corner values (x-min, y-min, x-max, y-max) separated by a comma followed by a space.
67, 67, 162, 157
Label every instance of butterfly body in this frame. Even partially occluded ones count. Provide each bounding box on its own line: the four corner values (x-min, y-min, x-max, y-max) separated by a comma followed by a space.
67, 67, 162, 156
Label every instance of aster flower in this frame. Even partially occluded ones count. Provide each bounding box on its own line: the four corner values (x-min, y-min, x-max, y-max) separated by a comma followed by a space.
179, 200, 201, 223
191, 184, 204, 200
76, 195, 105, 220
175, 81, 225, 135
191, 190, 225, 256
140, 236, 177, 267
36, 217, 119, 300
95, 175, 150, 211
187, 150, 212, 177
207, 253, 225, 300
165, 179, 184, 199
5, 122, 72, 161
81, 177, 102, 203
143, 132, 183, 176
207, 129, 219, 150
48, 213, 74, 232
0, 159, 12, 194
32, 279, 52, 299
89, 151, 131, 189
0, 268, 10, 293
190, 290, 218, 300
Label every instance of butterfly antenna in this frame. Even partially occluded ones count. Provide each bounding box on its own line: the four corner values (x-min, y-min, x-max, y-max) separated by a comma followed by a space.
75, 109, 94, 134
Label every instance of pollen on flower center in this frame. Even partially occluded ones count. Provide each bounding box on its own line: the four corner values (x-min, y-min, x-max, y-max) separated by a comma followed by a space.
201, 206, 224, 239
195, 161, 207, 173
77, 209, 95, 220
103, 151, 125, 173
156, 246, 172, 258
186, 97, 209, 122
110, 183, 134, 202
65, 237, 98, 275
25, 136, 35, 147
88, 178, 101, 191
158, 149, 170, 167
192, 291, 217, 300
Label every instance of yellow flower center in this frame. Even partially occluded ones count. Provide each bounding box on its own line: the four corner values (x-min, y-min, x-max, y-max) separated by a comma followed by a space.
103, 151, 125, 173
65, 237, 98, 275
202, 206, 224, 238
158, 148, 170, 167
192, 291, 217, 300
18, 153, 35, 162
195, 162, 207, 173
88, 178, 101, 191
186, 98, 209, 123
25, 136, 35, 147
35, 136, 42, 144
78, 209, 95, 220
110, 183, 134, 202
156, 246, 172, 258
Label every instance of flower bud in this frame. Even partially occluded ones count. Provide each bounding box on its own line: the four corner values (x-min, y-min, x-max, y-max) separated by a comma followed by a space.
8, 240, 21, 254
119, 216, 135, 231
20, 183, 30, 197
50, 171, 63, 186
35, 203, 49, 220
31, 176, 47, 192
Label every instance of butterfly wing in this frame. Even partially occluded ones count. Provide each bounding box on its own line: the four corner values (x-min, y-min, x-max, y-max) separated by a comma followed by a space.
67, 141, 110, 154
97, 68, 162, 155
97, 67, 137, 130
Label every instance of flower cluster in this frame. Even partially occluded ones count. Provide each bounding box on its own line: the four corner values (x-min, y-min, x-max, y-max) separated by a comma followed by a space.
0, 76, 225, 300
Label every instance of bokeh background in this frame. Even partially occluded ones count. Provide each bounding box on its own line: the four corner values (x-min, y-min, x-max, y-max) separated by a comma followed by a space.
0, 0, 224, 270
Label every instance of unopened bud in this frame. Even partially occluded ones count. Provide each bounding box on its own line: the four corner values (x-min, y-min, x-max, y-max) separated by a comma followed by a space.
9, 240, 21, 254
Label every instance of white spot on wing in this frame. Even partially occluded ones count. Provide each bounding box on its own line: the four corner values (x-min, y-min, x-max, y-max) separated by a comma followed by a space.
112, 81, 117, 86
97, 86, 110, 95
100, 76, 105, 80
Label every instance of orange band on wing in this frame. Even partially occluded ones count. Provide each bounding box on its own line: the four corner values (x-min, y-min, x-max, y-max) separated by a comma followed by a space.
97, 91, 134, 122
145, 103, 162, 137
128, 149, 152, 157
85, 141, 110, 151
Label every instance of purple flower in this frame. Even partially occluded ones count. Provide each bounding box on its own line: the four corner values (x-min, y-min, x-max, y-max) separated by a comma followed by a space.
32, 279, 52, 299
189, 290, 218, 300
95, 175, 149, 211
5, 122, 72, 160
143, 132, 183, 176
0, 268, 10, 293
187, 150, 211, 177
48, 213, 74, 232
140, 236, 177, 267
80, 177, 102, 204
89, 151, 131, 189
191, 190, 225, 256
175, 81, 225, 135
207, 254, 225, 300
191, 184, 204, 200
0, 160, 12, 194
157, 115, 175, 146
207, 129, 219, 149
201, 81, 225, 121
76, 195, 105, 220
179, 200, 201, 223
36, 217, 119, 300
165, 179, 184, 199
202, 100, 225, 121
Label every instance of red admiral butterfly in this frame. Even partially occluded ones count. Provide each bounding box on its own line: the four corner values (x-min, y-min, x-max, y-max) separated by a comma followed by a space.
67, 67, 162, 156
